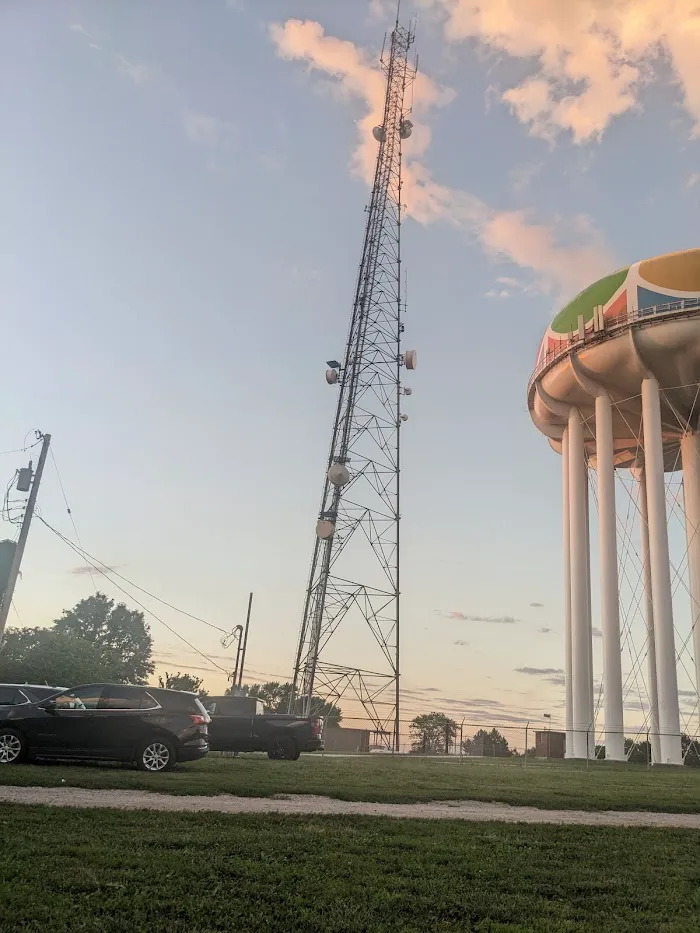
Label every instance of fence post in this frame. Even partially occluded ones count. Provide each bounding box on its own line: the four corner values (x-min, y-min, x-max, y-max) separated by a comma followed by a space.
586, 729, 590, 770
459, 721, 464, 761
524, 722, 529, 768
647, 730, 651, 769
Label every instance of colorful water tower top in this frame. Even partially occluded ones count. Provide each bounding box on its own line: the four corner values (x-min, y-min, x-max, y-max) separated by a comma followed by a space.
535, 248, 700, 370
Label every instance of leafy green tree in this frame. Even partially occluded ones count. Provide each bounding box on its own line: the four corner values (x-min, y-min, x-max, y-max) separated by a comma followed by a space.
233, 681, 342, 724
158, 671, 207, 695
0, 626, 117, 687
410, 712, 458, 754
624, 738, 651, 764
54, 593, 154, 684
463, 728, 513, 758
682, 734, 700, 767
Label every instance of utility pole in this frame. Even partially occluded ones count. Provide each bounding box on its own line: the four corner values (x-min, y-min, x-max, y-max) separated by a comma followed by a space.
0, 432, 51, 641
237, 592, 253, 688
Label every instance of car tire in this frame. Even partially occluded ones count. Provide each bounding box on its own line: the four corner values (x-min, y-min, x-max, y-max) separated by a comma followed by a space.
136, 738, 175, 773
0, 728, 27, 765
267, 736, 297, 761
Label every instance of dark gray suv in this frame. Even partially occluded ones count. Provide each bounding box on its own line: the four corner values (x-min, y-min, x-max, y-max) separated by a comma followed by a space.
0, 683, 209, 772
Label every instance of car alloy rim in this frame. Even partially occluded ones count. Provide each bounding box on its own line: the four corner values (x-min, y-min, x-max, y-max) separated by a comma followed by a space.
0, 734, 21, 763
143, 742, 170, 771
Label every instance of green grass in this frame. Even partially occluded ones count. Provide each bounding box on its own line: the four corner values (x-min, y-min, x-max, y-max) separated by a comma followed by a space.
1, 754, 699, 811
1, 804, 699, 931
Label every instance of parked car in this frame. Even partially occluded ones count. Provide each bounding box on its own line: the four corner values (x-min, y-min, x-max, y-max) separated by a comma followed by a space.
203, 694, 324, 760
0, 683, 210, 772
0, 684, 66, 708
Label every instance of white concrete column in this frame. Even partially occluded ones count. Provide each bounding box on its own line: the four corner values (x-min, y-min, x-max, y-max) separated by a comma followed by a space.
562, 428, 574, 758
569, 406, 593, 758
634, 466, 661, 765
585, 480, 594, 752
681, 432, 700, 737
595, 392, 625, 760
641, 376, 682, 765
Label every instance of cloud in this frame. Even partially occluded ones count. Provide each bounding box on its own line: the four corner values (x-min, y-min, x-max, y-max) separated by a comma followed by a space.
516, 667, 564, 676
70, 23, 94, 39
270, 18, 613, 298
453, 639, 469, 646
545, 674, 566, 686
69, 23, 157, 87
530, 602, 544, 608
538, 626, 552, 634
183, 112, 232, 148
437, 610, 517, 624
71, 564, 117, 576
114, 54, 159, 87
419, 0, 700, 142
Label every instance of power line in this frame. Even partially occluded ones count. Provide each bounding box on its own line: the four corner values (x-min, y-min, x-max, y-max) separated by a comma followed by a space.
39, 516, 230, 637
39, 517, 231, 675
49, 448, 97, 590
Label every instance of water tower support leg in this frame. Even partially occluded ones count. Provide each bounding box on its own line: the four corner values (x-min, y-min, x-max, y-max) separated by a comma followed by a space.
595, 393, 625, 760
641, 376, 682, 765
569, 406, 593, 759
680, 431, 700, 739
562, 428, 574, 758
635, 467, 661, 765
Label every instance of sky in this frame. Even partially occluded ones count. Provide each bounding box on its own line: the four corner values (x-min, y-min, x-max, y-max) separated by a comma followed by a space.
1, 0, 699, 736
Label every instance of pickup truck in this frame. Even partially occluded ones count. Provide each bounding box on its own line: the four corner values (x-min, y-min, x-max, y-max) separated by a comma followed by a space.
203, 695, 324, 760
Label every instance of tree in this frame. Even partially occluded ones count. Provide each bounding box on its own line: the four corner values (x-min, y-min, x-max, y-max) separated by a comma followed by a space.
624, 738, 651, 764
463, 728, 513, 758
234, 681, 342, 724
0, 626, 117, 687
158, 671, 207, 695
682, 734, 700, 767
410, 712, 458, 754
54, 593, 154, 684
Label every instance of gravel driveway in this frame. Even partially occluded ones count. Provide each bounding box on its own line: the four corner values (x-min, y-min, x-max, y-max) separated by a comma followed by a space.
1, 785, 699, 828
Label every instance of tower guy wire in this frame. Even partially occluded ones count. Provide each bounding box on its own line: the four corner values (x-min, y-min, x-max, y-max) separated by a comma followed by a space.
289, 17, 417, 751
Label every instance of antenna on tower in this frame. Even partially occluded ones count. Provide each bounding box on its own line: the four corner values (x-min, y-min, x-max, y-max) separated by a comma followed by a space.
289, 16, 418, 752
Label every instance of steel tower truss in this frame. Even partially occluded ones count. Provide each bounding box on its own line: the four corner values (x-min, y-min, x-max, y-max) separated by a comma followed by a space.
290, 19, 416, 750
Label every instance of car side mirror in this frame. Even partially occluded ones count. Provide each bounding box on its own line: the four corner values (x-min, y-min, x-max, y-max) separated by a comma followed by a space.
41, 700, 57, 713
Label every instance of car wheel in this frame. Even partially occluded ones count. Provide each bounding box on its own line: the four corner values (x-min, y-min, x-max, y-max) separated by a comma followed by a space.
267, 736, 297, 761
0, 728, 27, 765
137, 738, 175, 773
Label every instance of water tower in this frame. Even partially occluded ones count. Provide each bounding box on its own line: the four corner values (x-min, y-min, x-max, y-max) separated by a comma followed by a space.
528, 248, 700, 764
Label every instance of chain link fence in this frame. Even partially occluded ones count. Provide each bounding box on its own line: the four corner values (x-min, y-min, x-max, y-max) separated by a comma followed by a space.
321, 716, 700, 765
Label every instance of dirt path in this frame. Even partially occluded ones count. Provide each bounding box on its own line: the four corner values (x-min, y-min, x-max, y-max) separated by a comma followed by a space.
0, 785, 699, 828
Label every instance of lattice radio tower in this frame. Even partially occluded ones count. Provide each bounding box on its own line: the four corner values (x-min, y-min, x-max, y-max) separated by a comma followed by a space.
289, 15, 417, 751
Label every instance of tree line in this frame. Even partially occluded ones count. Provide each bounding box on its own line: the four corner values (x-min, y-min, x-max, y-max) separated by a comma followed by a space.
410, 710, 700, 765
0, 592, 345, 721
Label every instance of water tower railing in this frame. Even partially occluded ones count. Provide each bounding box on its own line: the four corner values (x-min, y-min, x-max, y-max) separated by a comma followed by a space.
528, 297, 700, 395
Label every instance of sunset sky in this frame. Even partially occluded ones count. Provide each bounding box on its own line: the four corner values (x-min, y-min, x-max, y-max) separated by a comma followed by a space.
2, 0, 699, 737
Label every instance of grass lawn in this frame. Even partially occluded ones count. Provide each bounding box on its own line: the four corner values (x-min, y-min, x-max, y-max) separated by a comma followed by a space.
0, 754, 699, 811
1, 804, 699, 932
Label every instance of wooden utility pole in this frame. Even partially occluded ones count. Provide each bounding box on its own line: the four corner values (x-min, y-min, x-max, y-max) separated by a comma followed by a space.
237, 592, 253, 687
0, 432, 51, 641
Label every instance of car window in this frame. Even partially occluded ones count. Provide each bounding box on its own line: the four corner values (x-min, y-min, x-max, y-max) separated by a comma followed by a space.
53, 686, 104, 710
100, 687, 159, 710
0, 687, 28, 706
26, 687, 64, 702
